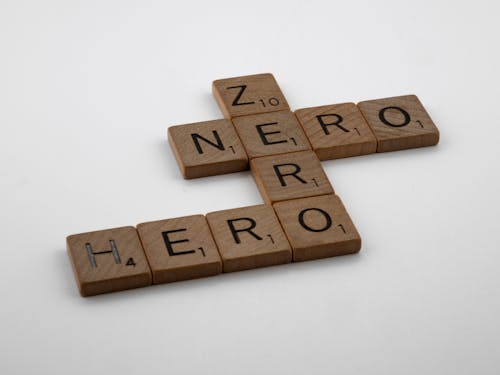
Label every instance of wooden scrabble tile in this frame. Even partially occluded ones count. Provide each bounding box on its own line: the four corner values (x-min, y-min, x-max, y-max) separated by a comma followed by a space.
67, 226, 152, 296
273, 195, 361, 262
357, 95, 440, 152
232, 111, 311, 159
294, 103, 377, 160
168, 119, 248, 179
206, 204, 292, 272
137, 215, 222, 284
212, 73, 290, 118
250, 150, 334, 204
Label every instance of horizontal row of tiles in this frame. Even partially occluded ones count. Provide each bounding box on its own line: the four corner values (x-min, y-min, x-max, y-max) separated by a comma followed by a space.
169, 93, 440, 179
67, 194, 360, 297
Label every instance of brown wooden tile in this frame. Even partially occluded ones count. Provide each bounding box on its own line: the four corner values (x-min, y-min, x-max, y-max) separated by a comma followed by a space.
250, 150, 334, 204
295, 103, 377, 160
273, 195, 361, 262
232, 110, 311, 159
168, 119, 248, 179
357, 95, 440, 152
137, 215, 222, 284
67, 226, 152, 296
212, 73, 289, 118
206, 204, 291, 272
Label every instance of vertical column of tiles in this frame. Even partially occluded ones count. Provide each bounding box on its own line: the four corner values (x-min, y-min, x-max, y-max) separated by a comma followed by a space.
295, 103, 377, 160
212, 73, 290, 118
137, 215, 222, 284
66, 226, 152, 296
206, 205, 292, 272
232, 111, 311, 159
358, 95, 440, 152
168, 119, 248, 179
273, 195, 361, 262
250, 150, 334, 204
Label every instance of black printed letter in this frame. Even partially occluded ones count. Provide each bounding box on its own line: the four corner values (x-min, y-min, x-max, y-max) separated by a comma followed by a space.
162, 229, 195, 256
227, 85, 255, 106
227, 218, 263, 244
256, 122, 287, 145
316, 114, 349, 135
191, 131, 225, 154
298, 208, 332, 232
378, 106, 411, 128
273, 163, 307, 187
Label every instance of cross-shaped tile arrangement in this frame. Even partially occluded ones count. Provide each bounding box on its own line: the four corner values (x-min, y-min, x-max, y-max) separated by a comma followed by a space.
67, 73, 440, 297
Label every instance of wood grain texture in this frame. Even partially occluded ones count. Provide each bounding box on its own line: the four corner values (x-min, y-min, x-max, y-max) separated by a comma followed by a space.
212, 73, 289, 118
232, 110, 311, 159
168, 119, 248, 179
294, 103, 376, 160
357, 95, 440, 152
137, 215, 222, 284
250, 150, 334, 204
66, 226, 152, 296
273, 195, 361, 262
206, 204, 291, 272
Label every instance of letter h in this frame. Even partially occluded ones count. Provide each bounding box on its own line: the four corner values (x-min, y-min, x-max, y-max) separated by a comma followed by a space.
85, 240, 121, 268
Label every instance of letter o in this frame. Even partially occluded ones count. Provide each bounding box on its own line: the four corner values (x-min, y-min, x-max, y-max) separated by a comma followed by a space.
378, 106, 411, 127
298, 208, 332, 232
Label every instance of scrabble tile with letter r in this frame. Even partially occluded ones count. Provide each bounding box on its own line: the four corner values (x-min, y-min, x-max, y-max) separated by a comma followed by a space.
295, 102, 377, 160
66, 226, 152, 296
212, 73, 290, 118
206, 204, 292, 272
137, 215, 222, 284
358, 95, 440, 152
168, 119, 248, 179
273, 195, 361, 262
250, 150, 334, 204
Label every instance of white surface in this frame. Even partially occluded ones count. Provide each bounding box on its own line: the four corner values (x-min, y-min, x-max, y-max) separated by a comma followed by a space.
1, 0, 500, 374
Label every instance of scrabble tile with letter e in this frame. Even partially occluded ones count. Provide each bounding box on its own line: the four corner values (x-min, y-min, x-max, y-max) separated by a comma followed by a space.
232, 110, 311, 159
295, 103, 377, 160
212, 73, 290, 118
206, 205, 292, 272
273, 195, 361, 262
66, 226, 152, 296
358, 95, 439, 152
168, 119, 248, 179
137, 215, 222, 284
250, 150, 334, 204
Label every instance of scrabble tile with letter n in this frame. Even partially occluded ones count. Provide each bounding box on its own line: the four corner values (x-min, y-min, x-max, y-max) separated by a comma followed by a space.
168, 119, 248, 179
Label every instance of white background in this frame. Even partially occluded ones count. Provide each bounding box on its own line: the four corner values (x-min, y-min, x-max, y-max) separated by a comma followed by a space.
1, 0, 499, 374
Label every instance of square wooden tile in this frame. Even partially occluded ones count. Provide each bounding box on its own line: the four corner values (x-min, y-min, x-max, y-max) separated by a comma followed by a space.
206, 204, 292, 272
67, 226, 152, 296
137, 215, 222, 284
168, 119, 248, 179
232, 110, 311, 159
212, 73, 290, 118
295, 103, 377, 160
273, 195, 361, 262
250, 150, 334, 204
357, 95, 440, 152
